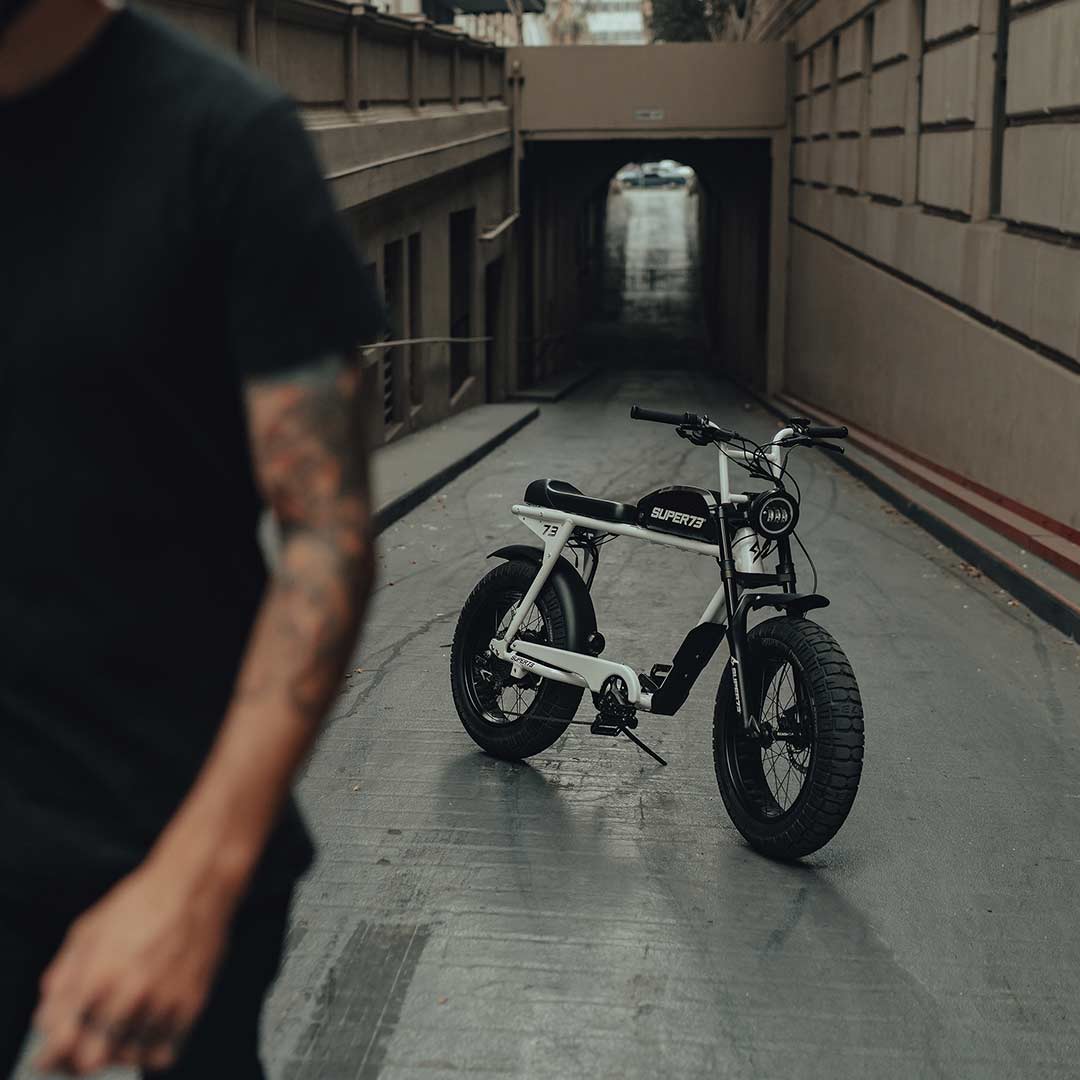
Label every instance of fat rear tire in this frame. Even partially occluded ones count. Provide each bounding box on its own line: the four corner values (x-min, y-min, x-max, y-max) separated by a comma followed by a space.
713, 616, 864, 859
451, 560, 583, 760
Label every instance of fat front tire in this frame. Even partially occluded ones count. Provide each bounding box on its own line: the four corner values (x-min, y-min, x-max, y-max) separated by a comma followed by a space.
713, 616, 864, 859
451, 560, 584, 760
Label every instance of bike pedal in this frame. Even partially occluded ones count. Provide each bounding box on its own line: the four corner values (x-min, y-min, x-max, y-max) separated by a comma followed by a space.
590, 717, 623, 737
649, 663, 673, 688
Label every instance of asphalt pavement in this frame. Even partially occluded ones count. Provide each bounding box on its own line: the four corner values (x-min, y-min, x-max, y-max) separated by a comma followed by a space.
263, 366, 1080, 1079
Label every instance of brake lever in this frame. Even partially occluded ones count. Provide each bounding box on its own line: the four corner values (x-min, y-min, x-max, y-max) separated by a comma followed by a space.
814, 440, 845, 456
778, 435, 845, 456
676, 425, 712, 446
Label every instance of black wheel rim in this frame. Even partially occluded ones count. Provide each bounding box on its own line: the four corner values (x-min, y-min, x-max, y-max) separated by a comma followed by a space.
725, 657, 815, 823
462, 588, 550, 728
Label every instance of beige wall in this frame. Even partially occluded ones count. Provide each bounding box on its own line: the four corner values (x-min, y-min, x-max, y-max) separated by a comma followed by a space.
345, 157, 516, 444
743, 0, 1080, 529
145, 0, 516, 448
511, 43, 788, 136
789, 226, 1080, 530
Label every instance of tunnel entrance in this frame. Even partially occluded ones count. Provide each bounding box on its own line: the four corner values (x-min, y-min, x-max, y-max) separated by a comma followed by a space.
589, 159, 704, 368
517, 139, 774, 389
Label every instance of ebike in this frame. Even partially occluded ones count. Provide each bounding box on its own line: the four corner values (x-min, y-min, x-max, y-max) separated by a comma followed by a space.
450, 407, 865, 858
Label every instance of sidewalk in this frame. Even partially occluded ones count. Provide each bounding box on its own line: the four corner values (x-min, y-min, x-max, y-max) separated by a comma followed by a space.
765, 392, 1080, 643
372, 404, 538, 532
508, 366, 595, 403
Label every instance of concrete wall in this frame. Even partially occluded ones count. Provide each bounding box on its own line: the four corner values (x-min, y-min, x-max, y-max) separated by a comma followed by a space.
511, 43, 788, 136
343, 157, 516, 443
746, 0, 1080, 530
145, 0, 515, 447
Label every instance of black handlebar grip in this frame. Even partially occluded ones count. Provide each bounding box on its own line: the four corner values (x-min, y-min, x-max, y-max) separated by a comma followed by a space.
806, 424, 848, 439
630, 406, 697, 426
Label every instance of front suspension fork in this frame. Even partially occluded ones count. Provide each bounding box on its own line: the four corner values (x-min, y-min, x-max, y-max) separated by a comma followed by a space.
718, 514, 759, 733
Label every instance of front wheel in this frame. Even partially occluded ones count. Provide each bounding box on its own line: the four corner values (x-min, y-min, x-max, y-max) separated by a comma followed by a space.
713, 616, 864, 859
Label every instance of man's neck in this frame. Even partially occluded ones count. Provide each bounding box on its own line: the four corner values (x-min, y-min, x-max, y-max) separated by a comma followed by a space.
0, 0, 116, 100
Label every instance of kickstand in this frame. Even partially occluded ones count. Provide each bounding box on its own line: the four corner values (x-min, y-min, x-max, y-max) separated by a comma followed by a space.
619, 725, 668, 766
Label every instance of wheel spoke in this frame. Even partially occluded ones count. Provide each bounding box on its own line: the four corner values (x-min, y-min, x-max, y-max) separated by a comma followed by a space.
745, 660, 814, 815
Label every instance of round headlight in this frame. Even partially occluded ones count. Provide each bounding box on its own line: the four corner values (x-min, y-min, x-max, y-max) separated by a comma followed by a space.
748, 490, 799, 539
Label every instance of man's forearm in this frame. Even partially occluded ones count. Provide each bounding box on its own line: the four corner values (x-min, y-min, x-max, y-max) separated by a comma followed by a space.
144, 524, 374, 908
146, 356, 374, 910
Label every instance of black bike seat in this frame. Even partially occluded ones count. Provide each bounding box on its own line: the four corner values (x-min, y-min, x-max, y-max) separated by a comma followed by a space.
524, 478, 638, 525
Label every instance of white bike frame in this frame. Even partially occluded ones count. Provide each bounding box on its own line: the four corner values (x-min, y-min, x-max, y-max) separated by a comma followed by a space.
489, 426, 797, 712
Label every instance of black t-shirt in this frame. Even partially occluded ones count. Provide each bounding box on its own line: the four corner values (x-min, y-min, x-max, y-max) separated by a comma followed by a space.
0, 8, 383, 913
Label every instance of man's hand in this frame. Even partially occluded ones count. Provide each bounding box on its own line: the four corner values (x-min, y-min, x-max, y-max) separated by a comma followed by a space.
33, 859, 230, 1075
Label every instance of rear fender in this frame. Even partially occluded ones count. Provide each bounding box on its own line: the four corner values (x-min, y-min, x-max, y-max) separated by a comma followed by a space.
488, 545, 597, 651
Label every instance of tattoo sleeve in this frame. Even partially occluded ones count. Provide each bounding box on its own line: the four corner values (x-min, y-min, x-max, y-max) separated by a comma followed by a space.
240, 354, 375, 721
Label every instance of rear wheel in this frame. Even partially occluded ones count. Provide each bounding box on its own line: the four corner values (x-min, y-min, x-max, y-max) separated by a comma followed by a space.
451, 560, 583, 760
713, 616, 863, 859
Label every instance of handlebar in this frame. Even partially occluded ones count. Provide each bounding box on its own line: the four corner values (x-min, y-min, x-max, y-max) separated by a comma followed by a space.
630, 405, 737, 443
630, 406, 701, 426
630, 406, 846, 455
805, 424, 848, 440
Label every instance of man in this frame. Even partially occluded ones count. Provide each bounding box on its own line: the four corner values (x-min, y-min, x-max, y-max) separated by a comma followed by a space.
0, 0, 383, 1075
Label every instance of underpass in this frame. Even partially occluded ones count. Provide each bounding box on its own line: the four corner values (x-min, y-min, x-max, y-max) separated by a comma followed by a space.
583, 184, 705, 367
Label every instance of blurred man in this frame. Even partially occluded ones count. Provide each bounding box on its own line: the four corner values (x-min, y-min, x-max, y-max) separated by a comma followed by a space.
0, 0, 383, 1075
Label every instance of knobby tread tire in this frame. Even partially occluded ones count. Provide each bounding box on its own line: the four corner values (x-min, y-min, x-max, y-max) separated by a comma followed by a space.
713, 616, 864, 859
451, 560, 583, 760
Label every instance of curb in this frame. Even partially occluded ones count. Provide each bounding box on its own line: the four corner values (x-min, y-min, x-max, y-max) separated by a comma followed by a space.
751, 392, 1080, 644
509, 367, 596, 403
373, 406, 540, 534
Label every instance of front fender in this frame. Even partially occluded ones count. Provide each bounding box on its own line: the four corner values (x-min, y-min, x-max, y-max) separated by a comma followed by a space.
732, 590, 829, 639
746, 592, 829, 617
488, 545, 597, 651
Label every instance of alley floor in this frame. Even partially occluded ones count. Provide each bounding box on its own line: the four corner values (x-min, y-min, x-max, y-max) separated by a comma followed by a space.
262, 369, 1080, 1080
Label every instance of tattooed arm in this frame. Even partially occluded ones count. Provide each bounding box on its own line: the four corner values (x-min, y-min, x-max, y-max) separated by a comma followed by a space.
151, 352, 376, 883
34, 355, 374, 1076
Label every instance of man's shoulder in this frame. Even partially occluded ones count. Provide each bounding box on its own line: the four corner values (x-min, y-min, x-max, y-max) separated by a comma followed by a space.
126, 6, 290, 135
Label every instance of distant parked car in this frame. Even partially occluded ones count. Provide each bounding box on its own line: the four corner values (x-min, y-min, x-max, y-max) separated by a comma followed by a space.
640, 162, 686, 188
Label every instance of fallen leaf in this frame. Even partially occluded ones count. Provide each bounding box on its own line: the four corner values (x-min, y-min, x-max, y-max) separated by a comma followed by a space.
437, 996, 449, 1006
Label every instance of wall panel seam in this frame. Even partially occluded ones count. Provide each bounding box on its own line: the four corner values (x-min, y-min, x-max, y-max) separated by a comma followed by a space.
789, 218, 1080, 378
